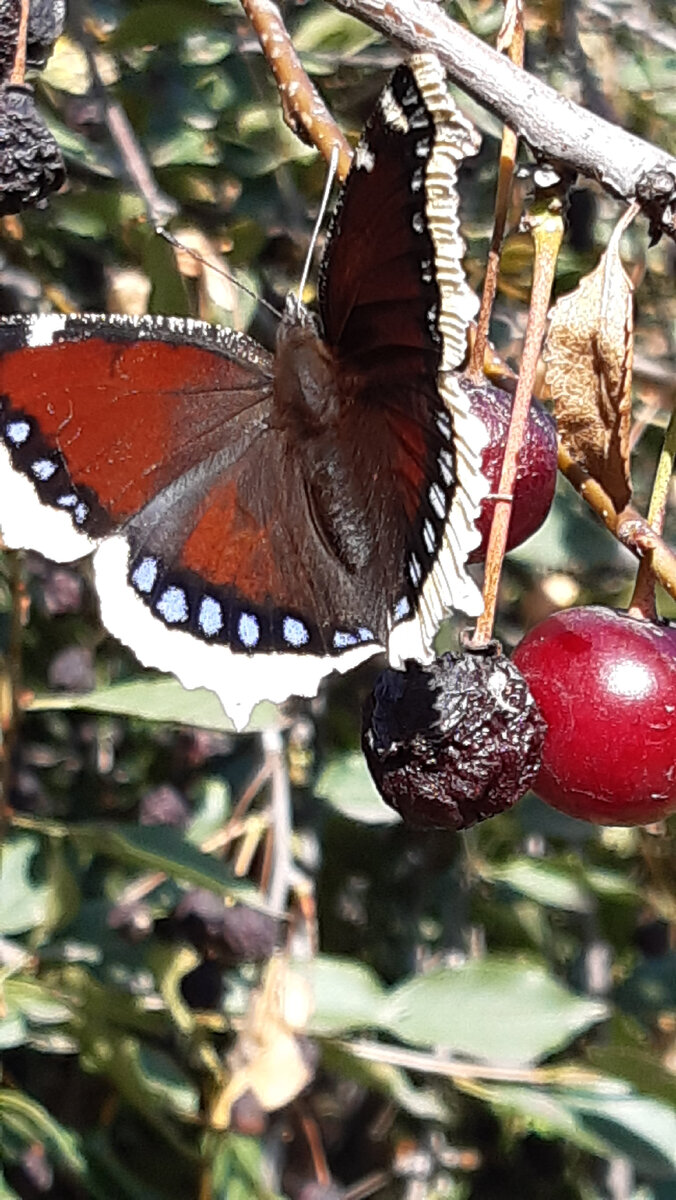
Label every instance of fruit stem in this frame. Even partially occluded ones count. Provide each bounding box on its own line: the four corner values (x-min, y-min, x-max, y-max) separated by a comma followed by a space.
472, 201, 564, 648
557, 445, 676, 602
628, 401, 676, 619
468, 6, 524, 382
9, 0, 29, 87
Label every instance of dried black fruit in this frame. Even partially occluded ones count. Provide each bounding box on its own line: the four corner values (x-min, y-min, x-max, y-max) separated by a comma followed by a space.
362, 649, 547, 830
47, 645, 95, 691
107, 900, 153, 943
40, 565, 84, 615
139, 783, 191, 830
229, 1089, 268, 1137
171, 889, 279, 965
0, 84, 65, 213
0, 0, 21, 83
26, 0, 66, 71
180, 960, 224, 1011
0, 1, 67, 84
296, 1185, 344, 1200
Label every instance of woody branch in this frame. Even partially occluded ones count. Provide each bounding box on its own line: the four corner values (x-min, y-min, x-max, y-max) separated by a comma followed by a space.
327, 0, 676, 240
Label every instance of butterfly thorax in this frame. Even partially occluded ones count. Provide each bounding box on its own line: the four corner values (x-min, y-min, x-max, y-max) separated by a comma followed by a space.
272, 298, 341, 435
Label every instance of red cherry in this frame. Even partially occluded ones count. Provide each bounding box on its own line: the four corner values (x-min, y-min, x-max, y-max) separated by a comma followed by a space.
512, 606, 676, 825
461, 378, 558, 564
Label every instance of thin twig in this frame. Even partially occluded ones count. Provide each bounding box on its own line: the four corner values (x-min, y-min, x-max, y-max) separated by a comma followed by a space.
473, 196, 565, 646
339, 1039, 618, 1089
328, 0, 676, 239
469, 0, 523, 380
0, 553, 26, 844
557, 446, 676, 601
263, 726, 293, 915
9, 0, 29, 86
240, 0, 353, 181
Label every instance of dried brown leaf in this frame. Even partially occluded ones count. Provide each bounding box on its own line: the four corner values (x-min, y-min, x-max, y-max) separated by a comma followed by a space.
544, 210, 636, 510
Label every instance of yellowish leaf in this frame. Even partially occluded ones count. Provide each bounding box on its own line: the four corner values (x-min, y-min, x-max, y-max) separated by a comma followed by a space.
211, 956, 314, 1128
544, 210, 636, 510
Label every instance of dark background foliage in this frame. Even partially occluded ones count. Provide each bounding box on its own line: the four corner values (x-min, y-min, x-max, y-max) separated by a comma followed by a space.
0, 2, 675, 1198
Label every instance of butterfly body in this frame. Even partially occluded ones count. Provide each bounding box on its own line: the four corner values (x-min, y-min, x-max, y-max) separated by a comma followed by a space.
0, 55, 488, 728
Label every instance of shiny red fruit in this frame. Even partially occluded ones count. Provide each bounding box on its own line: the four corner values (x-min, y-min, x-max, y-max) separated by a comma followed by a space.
461, 377, 558, 564
512, 607, 676, 825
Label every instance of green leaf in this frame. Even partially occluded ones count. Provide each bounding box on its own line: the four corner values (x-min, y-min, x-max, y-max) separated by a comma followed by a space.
316, 753, 399, 825
70, 824, 256, 900
212, 1134, 285, 1200
291, 9, 379, 60
28, 677, 284, 733
457, 1078, 609, 1156
615, 953, 676, 1019
0, 1089, 86, 1178
301, 956, 605, 1066
322, 1042, 447, 1122
586, 1046, 676, 1110
3, 979, 70, 1028
133, 1045, 200, 1119
150, 128, 220, 168
109, 0, 225, 49
0, 837, 50, 935
143, 231, 191, 318
0, 1167, 21, 1198
299, 957, 386, 1036
481, 858, 593, 913
384, 959, 606, 1065
186, 778, 231, 846
0, 1011, 26, 1051
569, 1089, 676, 1177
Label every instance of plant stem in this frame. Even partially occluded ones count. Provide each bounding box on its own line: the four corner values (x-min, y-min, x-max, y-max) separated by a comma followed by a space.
469, 0, 523, 381
629, 403, 676, 618
472, 202, 564, 646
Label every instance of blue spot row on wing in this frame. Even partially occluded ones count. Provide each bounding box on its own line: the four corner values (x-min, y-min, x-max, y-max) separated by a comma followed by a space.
129, 554, 377, 656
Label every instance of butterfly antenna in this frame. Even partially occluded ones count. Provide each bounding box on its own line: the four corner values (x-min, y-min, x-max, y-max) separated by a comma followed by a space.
297, 143, 340, 305
156, 225, 283, 321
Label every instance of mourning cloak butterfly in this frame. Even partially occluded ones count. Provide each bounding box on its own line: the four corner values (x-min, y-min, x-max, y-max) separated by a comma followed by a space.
0, 54, 487, 729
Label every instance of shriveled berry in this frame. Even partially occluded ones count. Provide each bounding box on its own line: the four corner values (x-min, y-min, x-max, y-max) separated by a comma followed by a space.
180, 960, 223, 1011
362, 649, 546, 829
172, 889, 279, 964
40, 565, 84, 615
26, 0, 66, 71
47, 644, 95, 691
0, 84, 65, 213
230, 1089, 268, 1137
296, 1185, 344, 1200
139, 783, 190, 830
0, 0, 21, 83
107, 900, 153, 943
461, 377, 558, 564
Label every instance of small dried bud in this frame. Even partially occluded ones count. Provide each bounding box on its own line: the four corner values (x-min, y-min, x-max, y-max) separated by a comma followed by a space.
180, 960, 224, 1011
26, 0, 67, 72
0, 0, 21, 83
0, 0, 66, 83
230, 1089, 268, 1138
139, 783, 191, 830
0, 84, 65, 213
172, 890, 280, 965
362, 649, 546, 830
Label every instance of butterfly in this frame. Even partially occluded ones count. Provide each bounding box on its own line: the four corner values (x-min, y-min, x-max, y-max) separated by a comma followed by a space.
0, 53, 487, 730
